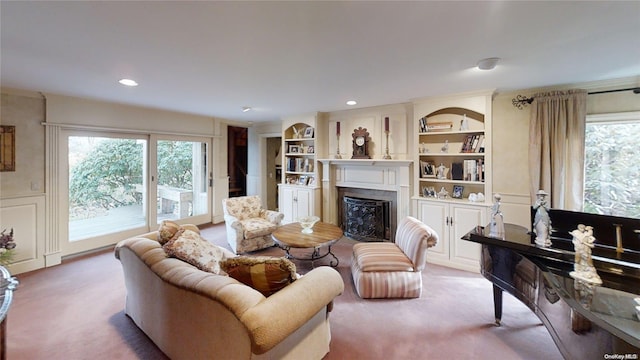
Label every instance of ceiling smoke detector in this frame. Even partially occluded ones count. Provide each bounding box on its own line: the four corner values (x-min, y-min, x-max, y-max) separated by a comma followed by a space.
477, 58, 500, 70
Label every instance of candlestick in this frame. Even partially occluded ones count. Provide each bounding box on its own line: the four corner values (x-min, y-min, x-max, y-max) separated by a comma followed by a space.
336, 121, 340, 135
383, 130, 392, 159
335, 134, 342, 159
384, 117, 389, 132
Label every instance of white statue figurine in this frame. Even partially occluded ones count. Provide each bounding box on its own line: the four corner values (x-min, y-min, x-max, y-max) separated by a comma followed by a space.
437, 163, 447, 180
460, 114, 469, 131
292, 125, 300, 139
569, 224, 602, 285
437, 186, 449, 199
441, 140, 449, 153
533, 190, 552, 247
488, 194, 505, 239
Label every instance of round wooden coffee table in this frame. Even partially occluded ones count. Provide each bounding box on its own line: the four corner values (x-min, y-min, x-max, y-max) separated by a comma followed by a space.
271, 221, 343, 267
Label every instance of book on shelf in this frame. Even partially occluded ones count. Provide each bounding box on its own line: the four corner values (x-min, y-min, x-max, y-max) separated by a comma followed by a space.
460, 135, 472, 152
463, 159, 477, 181
419, 117, 428, 132
451, 162, 464, 180
286, 157, 295, 172
470, 135, 480, 152
426, 122, 453, 131
478, 135, 485, 153
461, 134, 482, 153
463, 158, 484, 182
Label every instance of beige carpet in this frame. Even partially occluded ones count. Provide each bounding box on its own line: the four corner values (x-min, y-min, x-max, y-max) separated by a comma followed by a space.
7, 223, 562, 359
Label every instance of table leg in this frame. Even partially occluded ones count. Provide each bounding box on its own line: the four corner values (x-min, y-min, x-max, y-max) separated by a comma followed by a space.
493, 284, 503, 326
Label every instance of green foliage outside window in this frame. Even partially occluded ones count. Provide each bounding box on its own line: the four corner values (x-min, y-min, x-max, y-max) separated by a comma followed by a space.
584, 122, 640, 218
69, 139, 193, 211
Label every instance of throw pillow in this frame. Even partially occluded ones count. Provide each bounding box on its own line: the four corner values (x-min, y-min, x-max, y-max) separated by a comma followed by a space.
163, 229, 226, 274
157, 220, 183, 245
220, 256, 297, 297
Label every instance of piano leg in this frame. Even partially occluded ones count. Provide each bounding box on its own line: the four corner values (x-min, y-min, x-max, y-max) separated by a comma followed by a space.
493, 284, 503, 326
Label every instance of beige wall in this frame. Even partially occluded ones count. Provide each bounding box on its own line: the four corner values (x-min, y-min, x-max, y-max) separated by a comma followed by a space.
0, 90, 48, 274
0, 90, 46, 197
491, 76, 640, 227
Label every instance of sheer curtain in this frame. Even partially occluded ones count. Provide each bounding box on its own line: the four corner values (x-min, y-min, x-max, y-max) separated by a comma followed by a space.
528, 90, 587, 210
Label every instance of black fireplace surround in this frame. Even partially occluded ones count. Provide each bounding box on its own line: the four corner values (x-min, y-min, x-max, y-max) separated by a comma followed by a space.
342, 196, 390, 242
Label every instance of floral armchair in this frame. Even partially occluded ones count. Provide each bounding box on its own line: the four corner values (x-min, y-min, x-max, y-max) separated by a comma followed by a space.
222, 195, 285, 254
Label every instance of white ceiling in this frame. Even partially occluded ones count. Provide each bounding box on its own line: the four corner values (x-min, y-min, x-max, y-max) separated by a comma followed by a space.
2, 1, 639, 123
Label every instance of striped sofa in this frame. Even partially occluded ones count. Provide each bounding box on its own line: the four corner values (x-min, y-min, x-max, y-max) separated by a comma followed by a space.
351, 216, 439, 299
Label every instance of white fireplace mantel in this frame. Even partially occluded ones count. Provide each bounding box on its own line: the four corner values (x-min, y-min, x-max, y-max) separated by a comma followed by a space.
319, 159, 413, 228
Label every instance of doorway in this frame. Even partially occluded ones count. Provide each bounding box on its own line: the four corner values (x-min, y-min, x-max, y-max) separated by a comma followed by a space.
227, 126, 247, 198
266, 137, 282, 210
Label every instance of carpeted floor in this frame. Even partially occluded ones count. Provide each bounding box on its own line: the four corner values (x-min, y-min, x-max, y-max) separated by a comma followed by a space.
7, 223, 563, 359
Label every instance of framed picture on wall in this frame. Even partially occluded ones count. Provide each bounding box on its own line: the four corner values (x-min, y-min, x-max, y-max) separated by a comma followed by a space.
0, 126, 16, 172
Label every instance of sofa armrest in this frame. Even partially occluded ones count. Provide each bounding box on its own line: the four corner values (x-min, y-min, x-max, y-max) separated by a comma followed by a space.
260, 209, 284, 225
224, 214, 244, 232
240, 266, 344, 354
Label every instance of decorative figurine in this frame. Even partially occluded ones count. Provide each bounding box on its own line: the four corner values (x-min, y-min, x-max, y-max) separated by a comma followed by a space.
569, 224, 602, 285
436, 163, 447, 179
533, 190, 552, 247
437, 186, 449, 199
460, 114, 469, 131
488, 194, 505, 239
441, 140, 449, 153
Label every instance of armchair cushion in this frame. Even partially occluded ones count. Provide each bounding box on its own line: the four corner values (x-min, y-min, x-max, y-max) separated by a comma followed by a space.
241, 218, 279, 239
220, 256, 297, 297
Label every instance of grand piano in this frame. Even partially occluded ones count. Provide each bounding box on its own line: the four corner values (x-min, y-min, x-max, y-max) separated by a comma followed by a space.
462, 209, 639, 360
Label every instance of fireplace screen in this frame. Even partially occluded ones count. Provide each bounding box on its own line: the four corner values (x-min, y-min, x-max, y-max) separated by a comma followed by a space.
343, 196, 390, 242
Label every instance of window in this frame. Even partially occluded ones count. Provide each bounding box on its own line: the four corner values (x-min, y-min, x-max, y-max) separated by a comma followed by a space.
68, 134, 212, 242
155, 139, 209, 223
583, 112, 640, 218
68, 135, 147, 241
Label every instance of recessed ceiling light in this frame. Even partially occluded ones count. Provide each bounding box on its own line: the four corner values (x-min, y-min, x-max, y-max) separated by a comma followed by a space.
118, 78, 138, 87
346, 100, 357, 106
476, 57, 500, 70
242, 106, 252, 112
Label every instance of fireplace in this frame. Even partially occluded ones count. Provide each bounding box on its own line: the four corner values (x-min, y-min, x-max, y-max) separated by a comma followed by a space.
320, 159, 412, 244
337, 187, 397, 242
342, 196, 390, 242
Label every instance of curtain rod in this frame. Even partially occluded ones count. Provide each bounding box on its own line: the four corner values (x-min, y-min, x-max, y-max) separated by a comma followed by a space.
512, 87, 640, 110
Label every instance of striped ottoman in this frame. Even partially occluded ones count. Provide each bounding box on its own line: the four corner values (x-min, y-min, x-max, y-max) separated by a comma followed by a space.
351, 242, 424, 299
350, 216, 438, 299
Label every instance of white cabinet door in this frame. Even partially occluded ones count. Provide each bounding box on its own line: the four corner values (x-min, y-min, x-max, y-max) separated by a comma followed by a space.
295, 187, 312, 219
279, 186, 315, 224
417, 199, 487, 272
450, 204, 484, 271
417, 200, 449, 264
280, 186, 296, 224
